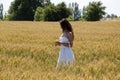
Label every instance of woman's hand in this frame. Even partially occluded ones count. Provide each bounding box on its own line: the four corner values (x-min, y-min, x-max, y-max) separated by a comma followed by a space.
55, 41, 60, 46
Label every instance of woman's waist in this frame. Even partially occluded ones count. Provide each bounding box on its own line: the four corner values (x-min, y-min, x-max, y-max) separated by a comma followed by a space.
60, 45, 71, 48
59, 41, 69, 43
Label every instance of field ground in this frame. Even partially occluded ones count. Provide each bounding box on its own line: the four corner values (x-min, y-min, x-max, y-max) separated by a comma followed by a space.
0, 21, 120, 80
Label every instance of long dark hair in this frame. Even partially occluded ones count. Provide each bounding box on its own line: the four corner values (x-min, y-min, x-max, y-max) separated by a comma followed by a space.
60, 19, 74, 40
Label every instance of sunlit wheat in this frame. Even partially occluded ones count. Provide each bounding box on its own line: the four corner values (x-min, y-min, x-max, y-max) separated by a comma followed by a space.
0, 21, 120, 80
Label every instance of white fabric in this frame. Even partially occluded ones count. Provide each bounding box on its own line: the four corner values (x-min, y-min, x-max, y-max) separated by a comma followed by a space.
56, 34, 75, 68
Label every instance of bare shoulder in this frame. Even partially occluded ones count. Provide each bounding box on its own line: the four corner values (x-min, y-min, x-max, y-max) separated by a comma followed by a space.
66, 32, 72, 37
65, 32, 73, 41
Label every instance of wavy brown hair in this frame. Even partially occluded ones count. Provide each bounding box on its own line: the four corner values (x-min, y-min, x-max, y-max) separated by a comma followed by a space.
59, 19, 74, 40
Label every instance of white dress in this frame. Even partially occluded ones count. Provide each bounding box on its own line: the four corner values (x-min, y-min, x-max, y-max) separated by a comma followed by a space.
56, 34, 75, 68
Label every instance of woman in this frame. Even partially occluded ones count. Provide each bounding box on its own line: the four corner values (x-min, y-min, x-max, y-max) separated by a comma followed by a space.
55, 19, 75, 69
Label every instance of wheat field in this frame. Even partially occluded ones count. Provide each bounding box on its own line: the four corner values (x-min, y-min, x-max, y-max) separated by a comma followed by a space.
0, 21, 120, 80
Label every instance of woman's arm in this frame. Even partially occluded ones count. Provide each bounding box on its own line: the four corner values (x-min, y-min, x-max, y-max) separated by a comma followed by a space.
60, 42, 70, 47
55, 41, 70, 47
66, 32, 74, 47
55, 41, 60, 46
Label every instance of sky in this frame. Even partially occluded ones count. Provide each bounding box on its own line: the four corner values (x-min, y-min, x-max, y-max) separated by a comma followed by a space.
0, 0, 120, 16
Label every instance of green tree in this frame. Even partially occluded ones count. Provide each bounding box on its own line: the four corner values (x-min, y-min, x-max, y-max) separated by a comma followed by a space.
84, 1, 106, 21
69, 2, 81, 21
106, 14, 111, 18
3, 12, 9, 20
106, 14, 118, 19
111, 14, 118, 19
44, 2, 71, 21
0, 3, 3, 20
44, 4, 58, 21
8, 0, 34, 20
34, 7, 44, 21
67, 15, 74, 21
57, 2, 71, 20
31, 0, 51, 11
8, 0, 51, 21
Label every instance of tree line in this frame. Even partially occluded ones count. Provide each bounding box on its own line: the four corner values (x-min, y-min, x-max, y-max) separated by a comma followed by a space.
0, 3, 3, 19
1, 0, 119, 21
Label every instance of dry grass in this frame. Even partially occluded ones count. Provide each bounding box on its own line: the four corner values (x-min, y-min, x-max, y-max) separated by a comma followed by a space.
0, 21, 120, 80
